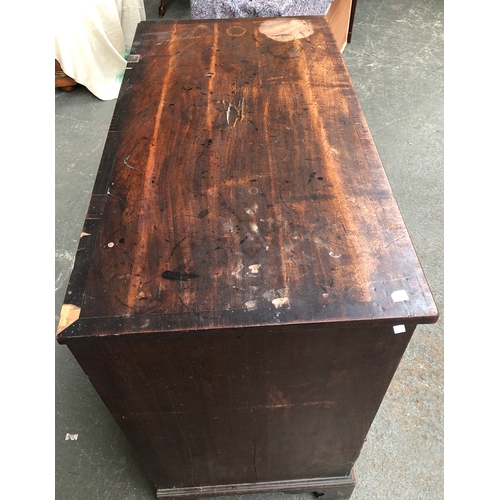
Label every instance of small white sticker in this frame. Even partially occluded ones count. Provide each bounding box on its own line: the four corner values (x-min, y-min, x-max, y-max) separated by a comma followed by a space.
393, 325, 406, 334
249, 264, 261, 274
391, 290, 409, 302
272, 297, 289, 308
65, 433, 78, 441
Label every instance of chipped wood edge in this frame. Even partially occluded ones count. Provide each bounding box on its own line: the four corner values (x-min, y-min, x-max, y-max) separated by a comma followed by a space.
57, 304, 81, 335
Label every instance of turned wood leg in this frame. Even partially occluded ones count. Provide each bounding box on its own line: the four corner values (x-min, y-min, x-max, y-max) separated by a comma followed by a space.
55, 60, 77, 92
159, 0, 171, 17
59, 85, 78, 92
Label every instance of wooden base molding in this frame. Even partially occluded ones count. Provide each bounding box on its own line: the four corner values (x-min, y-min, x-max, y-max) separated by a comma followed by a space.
157, 473, 356, 500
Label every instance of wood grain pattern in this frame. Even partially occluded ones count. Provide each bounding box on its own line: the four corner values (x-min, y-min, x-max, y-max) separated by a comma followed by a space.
57, 17, 439, 499
67, 322, 413, 491
57, 17, 437, 342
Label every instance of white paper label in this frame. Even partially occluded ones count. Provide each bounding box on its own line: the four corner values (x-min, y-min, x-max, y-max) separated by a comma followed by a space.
391, 290, 409, 302
393, 325, 406, 334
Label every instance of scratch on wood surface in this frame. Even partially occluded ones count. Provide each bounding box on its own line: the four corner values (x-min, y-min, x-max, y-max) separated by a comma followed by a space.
170, 236, 189, 257
223, 96, 246, 127
123, 155, 136, 169
57, 304, 81, 335
106, 188, 123, 201
386, 234, 405, 248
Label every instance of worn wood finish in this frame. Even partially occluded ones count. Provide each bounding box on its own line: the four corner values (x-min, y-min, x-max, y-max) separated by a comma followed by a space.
57, 17, 438, 499
67, 323, 412, 494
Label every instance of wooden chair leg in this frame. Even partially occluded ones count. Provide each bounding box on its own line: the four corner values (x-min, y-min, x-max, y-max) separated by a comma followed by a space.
347, 0, 358, 43
158, 0, 167, 17
55, 60, 77, 92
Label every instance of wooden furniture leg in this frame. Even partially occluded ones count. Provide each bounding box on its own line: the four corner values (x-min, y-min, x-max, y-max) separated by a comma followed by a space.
55, 60, 77, 93
159, 0, 173, 18
347, 0, 358, 43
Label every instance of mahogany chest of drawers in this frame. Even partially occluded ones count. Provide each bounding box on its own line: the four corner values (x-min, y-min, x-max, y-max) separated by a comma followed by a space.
57, 17, 438, 500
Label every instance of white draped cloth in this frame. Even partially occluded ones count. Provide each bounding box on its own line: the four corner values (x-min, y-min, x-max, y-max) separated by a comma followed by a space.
55, 0, 146, 100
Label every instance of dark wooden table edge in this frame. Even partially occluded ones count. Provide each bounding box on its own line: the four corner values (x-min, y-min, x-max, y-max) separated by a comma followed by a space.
56, 312, 438, 344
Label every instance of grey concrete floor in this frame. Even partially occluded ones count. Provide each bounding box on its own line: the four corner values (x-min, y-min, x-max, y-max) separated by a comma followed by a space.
55, 0, 444, 498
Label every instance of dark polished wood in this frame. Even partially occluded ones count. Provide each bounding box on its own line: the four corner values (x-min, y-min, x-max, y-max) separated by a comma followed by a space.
57, 17, 438, 499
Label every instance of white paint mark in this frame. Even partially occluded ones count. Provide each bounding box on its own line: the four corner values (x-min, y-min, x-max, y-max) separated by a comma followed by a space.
245, 300, 258, 311
226, 103, 233, 125
80, 232, 90, 238
223, 220, 235, 233
123, 155, 136, 169
391, 290, 409, 302
249, 264, 261, 274
322, 293, 329, 298
272, 297, 289, 308
329, 252, 341, 258
231, 264, 244, 276
250, 223, 259, 233
107, 242, 115, 248
65, 433, 78, 441
393, 325, 406, 334
245, 204, 259, 215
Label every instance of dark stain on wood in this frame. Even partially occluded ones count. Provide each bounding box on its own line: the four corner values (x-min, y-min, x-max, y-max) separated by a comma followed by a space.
161, 270, 200, 281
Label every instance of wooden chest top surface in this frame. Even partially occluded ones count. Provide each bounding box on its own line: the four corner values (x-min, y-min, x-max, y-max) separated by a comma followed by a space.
57, 18, 438, 342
